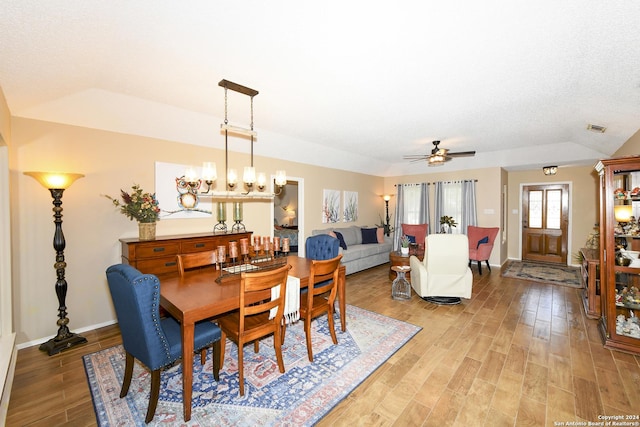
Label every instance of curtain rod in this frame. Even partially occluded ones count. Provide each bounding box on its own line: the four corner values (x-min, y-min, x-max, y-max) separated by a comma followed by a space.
393, 183, 429, 187
430, 179, 478, 184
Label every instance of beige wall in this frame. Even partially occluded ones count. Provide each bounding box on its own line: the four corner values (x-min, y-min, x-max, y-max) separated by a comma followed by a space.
506, 165, 599, 263
614, 128, 640, 157
9, 112, 637, 347
383, 167, 505, 267
11, 117, 383, 346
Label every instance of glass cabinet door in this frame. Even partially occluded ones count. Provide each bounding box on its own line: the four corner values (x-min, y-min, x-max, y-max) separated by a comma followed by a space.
596, 156, 640, 355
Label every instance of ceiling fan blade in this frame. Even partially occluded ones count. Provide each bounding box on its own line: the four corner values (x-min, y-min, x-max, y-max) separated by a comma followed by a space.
447, 151, 476, 157
403, 155, 428, 160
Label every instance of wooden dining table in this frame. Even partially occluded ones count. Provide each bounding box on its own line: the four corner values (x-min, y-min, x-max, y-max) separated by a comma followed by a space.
159, 255, 347, 421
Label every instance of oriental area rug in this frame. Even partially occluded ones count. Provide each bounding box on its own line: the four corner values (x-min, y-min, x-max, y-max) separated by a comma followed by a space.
501, 260, 582, 288
83, 305, 421, 426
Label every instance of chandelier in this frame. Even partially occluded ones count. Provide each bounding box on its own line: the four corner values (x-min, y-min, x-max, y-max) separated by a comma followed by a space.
180, 79, 286, 199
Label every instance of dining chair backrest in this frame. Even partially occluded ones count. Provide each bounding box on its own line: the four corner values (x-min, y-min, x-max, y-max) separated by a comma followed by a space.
308, 254, 343, 299
177, 250, 218, 276
106, 263, 174, 370
305, 234, 340, 260
239, 264, 291, 336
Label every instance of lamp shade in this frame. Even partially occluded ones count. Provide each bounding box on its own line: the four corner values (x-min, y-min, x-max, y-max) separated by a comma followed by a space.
614, 204, 633, 222
24, 171, 84, 189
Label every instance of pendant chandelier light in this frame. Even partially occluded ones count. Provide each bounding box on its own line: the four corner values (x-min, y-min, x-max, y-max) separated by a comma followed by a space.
180, 79, 286, 200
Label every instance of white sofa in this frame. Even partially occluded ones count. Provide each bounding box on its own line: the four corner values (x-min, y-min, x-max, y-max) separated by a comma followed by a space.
311, 225, 392, 275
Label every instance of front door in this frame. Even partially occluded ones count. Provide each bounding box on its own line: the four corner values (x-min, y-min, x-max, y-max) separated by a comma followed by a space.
522, 184, 569, 264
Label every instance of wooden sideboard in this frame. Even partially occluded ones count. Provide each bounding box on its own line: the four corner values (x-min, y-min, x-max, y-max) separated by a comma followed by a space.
120, 231, 253, 276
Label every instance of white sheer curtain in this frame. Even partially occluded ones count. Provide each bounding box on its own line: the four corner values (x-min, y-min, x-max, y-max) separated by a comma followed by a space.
434, 180, 477, 234
393, 183, 429, 250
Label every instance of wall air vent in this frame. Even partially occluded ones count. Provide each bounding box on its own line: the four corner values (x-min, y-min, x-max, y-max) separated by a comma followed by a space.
587, 124, 607, 133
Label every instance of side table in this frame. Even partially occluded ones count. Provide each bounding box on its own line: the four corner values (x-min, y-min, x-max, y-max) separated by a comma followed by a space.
391, 265, 411, 300
389, 250, 423, 280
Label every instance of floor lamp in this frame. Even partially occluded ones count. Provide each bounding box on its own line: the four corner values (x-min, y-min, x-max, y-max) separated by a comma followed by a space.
382, 194, 393, 236
25, 171, 88, 355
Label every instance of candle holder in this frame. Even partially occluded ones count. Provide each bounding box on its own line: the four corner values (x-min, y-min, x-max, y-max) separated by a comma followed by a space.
214, 202, 227, 233
231, 201, 245, 232
240, 238, 250, 263
273, 236, 281, 258
216, 245, 226, 270
228, 241, 239, 263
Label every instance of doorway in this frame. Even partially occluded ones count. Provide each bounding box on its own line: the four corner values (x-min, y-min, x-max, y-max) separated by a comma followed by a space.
521, 183, 570, 264
272, 177, 305, 257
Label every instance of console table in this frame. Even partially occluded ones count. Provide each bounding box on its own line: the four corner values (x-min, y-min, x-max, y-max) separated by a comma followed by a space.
120, 231, 253, 276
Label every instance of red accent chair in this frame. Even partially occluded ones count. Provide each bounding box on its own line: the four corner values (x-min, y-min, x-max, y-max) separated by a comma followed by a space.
401, 223, 428, 249
467, 226, 499, 275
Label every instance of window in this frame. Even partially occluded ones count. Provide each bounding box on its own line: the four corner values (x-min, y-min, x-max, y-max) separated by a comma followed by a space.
402, 185, 422, 224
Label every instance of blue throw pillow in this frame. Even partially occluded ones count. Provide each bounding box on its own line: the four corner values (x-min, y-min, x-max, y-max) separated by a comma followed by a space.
477, 236, 489, 248
334, 231, 348, 250
406, 235, 416, 244
361, 227, 378, 244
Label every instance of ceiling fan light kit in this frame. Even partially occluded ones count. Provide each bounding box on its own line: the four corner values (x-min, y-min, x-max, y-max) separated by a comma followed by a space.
404, 140, 476, 167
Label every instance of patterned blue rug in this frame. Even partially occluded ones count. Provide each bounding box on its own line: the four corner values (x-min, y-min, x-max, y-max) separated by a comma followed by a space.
83, 304, 420, 426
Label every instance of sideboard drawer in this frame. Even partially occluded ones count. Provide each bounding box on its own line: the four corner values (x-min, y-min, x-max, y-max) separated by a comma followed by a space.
120, 231, 253, 277
180, 238, 218, 253
136, 257, 179, 275
135, 242, 181, 259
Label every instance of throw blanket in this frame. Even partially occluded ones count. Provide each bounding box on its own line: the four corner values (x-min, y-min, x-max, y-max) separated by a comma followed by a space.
270, 275, 300, 324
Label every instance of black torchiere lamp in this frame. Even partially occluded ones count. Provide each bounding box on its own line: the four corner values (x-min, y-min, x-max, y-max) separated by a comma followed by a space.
25, 171, 88, 356
382, 194, 393, 236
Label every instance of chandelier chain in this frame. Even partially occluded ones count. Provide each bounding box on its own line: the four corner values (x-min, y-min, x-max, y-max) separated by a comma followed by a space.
224, 87, 228, 125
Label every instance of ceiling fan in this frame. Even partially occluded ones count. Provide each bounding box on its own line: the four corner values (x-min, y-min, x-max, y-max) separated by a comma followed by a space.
404, 140, 476, 166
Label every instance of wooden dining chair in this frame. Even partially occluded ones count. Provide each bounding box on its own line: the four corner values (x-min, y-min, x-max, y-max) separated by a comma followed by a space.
300, 254, 342, 362
176, 250, 218, 276
217, 263, 291, 396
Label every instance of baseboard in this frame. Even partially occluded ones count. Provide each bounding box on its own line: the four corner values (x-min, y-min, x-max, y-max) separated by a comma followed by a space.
16, 319, 117, 350
0, 332, 16, 426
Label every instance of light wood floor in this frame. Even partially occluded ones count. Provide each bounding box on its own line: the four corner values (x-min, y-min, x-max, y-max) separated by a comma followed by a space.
7, 263, 640, 426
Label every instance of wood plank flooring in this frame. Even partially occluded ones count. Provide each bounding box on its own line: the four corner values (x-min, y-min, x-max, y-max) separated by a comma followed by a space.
7, 263, 640, 426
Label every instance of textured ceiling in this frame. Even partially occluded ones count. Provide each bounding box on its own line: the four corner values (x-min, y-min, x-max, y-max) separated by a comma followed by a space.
1, 1, 639, 176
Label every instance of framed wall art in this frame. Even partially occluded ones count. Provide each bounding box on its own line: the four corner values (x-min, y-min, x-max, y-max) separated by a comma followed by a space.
155, 161, 213, 219
322, 189, 340, 223
343, 191, 358, 222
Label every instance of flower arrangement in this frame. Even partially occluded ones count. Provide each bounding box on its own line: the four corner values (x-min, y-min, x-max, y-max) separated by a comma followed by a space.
105, 184, 161, 223
400, 235, 411, 248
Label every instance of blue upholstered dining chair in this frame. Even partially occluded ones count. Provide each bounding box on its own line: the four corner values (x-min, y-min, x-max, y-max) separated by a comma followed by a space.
105, 264, 222, 423
305, 234, 340, 260
304, 234, 343, 331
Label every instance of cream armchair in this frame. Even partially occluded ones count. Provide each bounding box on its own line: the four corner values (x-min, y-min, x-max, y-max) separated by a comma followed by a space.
409, 234, 473, 304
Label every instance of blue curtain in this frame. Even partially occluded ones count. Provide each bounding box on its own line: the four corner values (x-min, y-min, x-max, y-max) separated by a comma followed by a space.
434, 182, 444, 233
461, 180, 478, 233
418, 183, 430, 235
393, 185, 404, 251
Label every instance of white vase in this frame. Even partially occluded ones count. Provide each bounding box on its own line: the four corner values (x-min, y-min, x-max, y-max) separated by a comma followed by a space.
400, 247, 409, 255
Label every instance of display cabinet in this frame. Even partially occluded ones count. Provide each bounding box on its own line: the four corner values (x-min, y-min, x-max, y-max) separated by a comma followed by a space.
595, 156, 640, 355
580, 247, 600, 319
